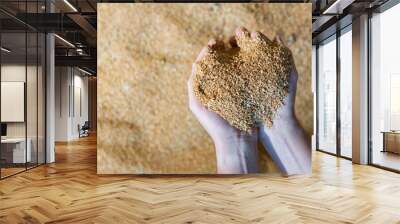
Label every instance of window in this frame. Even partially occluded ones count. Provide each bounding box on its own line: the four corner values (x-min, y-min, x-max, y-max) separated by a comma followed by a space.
370, 2, 400, 171
316, 25, 353, 159
317, 35, 337, 154
339, 27, 352, 158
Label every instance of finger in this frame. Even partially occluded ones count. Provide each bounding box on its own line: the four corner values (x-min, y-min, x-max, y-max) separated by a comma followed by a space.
251, 31, 262, 40
247, 127, 258, 135
289, 64, 298, 91
188, 63, 196, 87
208, 38, 224, 50
187, 74, 199, 109
235, 26, 250, 39
188, 64, 207, 113
188, 83, 207, 115
195, 46, 209, 63
287, 64, 298, 105
228, 35, 238, 48
274, 36, 284, 46
251, 31, 271, 43
188, 62, 201, 90
207, 38, 217, 48
235, 27, 251, 49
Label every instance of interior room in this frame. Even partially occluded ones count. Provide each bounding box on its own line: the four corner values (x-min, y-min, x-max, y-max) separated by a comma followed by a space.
0, 18, 46, 178
313, 0, 400, 172
370, 3, 400, 171
0, 0, 96, 179
0, 0, 399, 223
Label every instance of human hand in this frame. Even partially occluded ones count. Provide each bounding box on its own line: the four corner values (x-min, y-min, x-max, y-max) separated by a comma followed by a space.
188, 27, 311, 175
258, 60, 311, 175
188, 37, 259, 174
226, 27, 310, 175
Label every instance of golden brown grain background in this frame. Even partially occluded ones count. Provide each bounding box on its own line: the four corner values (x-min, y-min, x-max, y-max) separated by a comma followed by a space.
97, 3, 312, 174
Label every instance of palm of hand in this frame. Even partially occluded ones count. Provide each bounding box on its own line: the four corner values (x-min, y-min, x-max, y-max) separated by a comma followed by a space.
188, 62, 257, 143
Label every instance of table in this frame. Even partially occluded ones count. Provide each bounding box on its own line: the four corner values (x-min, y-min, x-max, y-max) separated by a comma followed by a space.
381, 131, 400, 154
1, 138, 31, 163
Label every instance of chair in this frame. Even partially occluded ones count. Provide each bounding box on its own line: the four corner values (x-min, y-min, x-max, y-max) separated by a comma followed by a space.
79, 121, 90, 138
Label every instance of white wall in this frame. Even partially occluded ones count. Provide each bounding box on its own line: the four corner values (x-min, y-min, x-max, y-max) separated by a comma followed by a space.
1, 65, 39, 138
72, 73, 89, 138
1, 65, 27, 140
55, 67, 89, 141
55, 67, 70, 141
1, 82, 25, 122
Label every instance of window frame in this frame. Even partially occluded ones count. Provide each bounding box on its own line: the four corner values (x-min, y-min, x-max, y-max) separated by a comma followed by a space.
315, 24, 353, 160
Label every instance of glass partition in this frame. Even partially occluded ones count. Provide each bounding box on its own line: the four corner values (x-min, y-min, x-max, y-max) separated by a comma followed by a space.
317, 35, 337, 154
0, 1, 46, 179
1, 31, 28, 177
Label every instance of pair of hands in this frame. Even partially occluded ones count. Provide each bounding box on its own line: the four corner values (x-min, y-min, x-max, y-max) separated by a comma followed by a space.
188, 27, 311, 175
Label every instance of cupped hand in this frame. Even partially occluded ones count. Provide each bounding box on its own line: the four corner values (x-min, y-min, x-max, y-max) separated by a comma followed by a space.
258, 51, 311, 175
187, 36, 258, 146
187, 30, 259, 174
188, 27, 311, 175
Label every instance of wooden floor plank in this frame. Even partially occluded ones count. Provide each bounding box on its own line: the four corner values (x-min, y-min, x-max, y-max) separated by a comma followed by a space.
0, 135, 400, 223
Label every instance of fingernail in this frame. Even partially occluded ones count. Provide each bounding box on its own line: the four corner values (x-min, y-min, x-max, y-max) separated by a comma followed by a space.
251, 31, 261, 39
208, 39, 217, 47
236, 27, 250, 38
274, 36, 283, 44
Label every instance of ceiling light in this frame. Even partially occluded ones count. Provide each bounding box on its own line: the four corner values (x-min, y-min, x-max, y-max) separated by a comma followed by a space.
78, 67, 93, 76
54, 34, 75, 48
63, 0, 78, 12
322, 0, 355, 15
76, 48, 85, 55
1, 47, 11, 53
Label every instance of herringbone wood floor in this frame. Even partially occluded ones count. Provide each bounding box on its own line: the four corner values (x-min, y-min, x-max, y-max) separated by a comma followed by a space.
1, 135, 400, 224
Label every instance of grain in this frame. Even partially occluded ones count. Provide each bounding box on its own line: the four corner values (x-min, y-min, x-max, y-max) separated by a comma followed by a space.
193, 30, 293, 131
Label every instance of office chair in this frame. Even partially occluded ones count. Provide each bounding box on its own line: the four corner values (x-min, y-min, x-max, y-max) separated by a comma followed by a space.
79, 121, 90, 138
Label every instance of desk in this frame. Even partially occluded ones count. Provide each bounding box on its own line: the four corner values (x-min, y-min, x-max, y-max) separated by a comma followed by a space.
382, 131, 400, 154
1, 138, 31, 163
